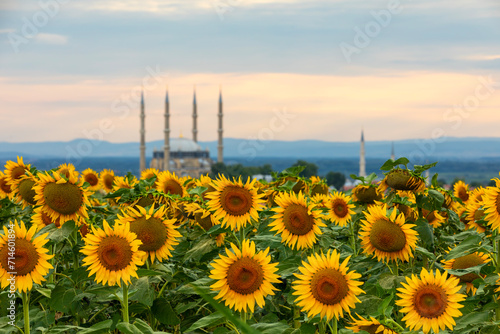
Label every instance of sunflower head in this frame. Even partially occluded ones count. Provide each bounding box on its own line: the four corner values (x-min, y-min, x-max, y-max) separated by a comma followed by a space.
326, 191, 355, 227
346, 315, 399, 334
269, 191, 325, 250
57, 163, 77, 179
0, 220, 54, 292
292, 250, 364, 321
453, 180, 470, 203
156, 171, 186, 197
81, 168, 100, 191
209, 239, 280, 313
99, 169, 115, 192
12, 171, 38, 208
384, 169, 426, 192
310, 182, 329, 197
33, 171, 90, 224
116, 205, 182, 262
352, 185, 382, 204
359, 204, 418, 262
483, 181, 500, 232
396, 268, 466, 334
442, 251, 490, 294
4, 156, 31, 186
81, 220, 145, 286
0, 171, 14, 200
206, 175, 265, 231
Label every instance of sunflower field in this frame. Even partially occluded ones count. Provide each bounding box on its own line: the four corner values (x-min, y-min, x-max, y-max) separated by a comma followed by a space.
1, 156, 500, 334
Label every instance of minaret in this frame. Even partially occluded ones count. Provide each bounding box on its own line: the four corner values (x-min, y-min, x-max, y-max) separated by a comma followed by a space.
217, 87, 224, 163
391, 142, 395, 161
359, 129, 366, 177
139, 89, 146, 172
192, 86, 198, 143
163, 87, 170, 171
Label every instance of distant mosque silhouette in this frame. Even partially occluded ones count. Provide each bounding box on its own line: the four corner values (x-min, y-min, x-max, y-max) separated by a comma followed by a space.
359, 129, 396, 177
139, 87, 224, 177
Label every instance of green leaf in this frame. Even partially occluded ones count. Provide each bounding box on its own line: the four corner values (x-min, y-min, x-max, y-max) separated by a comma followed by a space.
152, 298, 180, 325
185, 312, 226, 332
415, 218, 434, 247
136, 269, 166, 277
191, 284, 261, 334
129, 277, 155, 307
251, 321, 290, 334
445, 234, 483, 260
116, 322, 143, 334
415, 246, 436, 260
380, 157, 409, 171
299, 323, 316, 334
413, 161, 438, 176
78, 320, 114, 334
35, 287, 52, 298
49, 285, 77, 313
131, 319, 157, 334
278, 180, 298, 192
427, 189, 445, 208
455, 311, 490, 330
183, 237, 215, 262
48, 220, 76, 243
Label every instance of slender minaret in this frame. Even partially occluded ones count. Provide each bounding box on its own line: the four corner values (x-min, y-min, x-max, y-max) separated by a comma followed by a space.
217, 87, 224, 163
359, 129, 366, 177
391, 142, 395, 161
139, 89, 146, 172
192, 86, 198, 143
163, 87, 170, 171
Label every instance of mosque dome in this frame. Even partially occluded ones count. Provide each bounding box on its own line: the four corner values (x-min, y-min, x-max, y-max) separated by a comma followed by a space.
170, 137, 204, 152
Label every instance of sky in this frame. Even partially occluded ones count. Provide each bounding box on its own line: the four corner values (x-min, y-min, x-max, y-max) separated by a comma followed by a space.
1, 0, 500, 144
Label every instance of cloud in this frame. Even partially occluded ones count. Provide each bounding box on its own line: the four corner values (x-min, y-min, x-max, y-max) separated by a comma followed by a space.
34, 33, 68, 45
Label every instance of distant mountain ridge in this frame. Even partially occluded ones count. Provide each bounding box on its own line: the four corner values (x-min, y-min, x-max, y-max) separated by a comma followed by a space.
0, 137, 499, 162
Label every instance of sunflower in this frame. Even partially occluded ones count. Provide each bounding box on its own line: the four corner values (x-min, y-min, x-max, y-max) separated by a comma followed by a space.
0, 171, 14, 200
209, 239, 280, 313
115, 205, 181, 262
293, 249, 364, 321
442, 251, 490, 294
396, 268, 466, 333
483, 178, 500, 232
453, 180, 470, 203
381, 169, 426, 193
81, 168, 100, 191
11, 170, 38, 209
464, 201, 487, 234
326, 192, 355, 227
269, 191, 325, 250
99, 169, 115, 193
32, 206, 62, 230
33, 170, 91, 224
422, 209, 445, 228
346, 315, 399, 334
112, 175, 138, 192
352, 184, 383, 204
359, 205, 418, 262
155, 171, 186, 197
57, 163, 78, 178
4, 156, 31, 186
0, 220, 54, 293
185, 202, 220, 231
140, 168, 159, 180
206, 175, 265, 231
80, 220, 145, 286
195, 174, 216, 200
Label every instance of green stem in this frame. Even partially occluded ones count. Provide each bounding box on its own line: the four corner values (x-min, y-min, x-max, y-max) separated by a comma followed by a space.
48, 244, 54, 284
349, 221, 357, 255
385, 318, 405, 332
327, 317, 337, 334
392, 260, 398, 276
22, 291, 30, 334
157, 279, 169, 299
318, 319, 327, 334
122, 284, 129, 323
240, 311, 247, 323
293, 305, 301, 329
496, 236, 500, 321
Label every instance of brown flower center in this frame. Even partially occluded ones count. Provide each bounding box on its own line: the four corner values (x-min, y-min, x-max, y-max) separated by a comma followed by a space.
0, 177, 12, 194
97, 235, 133, 271
84, 173, 99, 186
358, 325, 381, 334
18, 179, 37, 205
10, 166, 27, 182
311, 268, 348, 305
220, 185, 253, 216
496, 193, 500, 214
458, 187, 469, 202
474, 208, 486, 221
413, 284, 448, 318
0, 238, 39, 276
162, 179, 184, 196
130, 217, 168, 252
103, 174, 114, 190
43, 182, 83, 215
331, 199, 348, 218
283, 203, 314, 236
226, 257, 263, 295
354, 186, 381, 204
369, 218, 407, 253
451, 254, 485, 283
195, 212, 214, 231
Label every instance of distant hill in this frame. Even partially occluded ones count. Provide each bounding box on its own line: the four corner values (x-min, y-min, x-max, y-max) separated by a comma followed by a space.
0, 137, 499, 162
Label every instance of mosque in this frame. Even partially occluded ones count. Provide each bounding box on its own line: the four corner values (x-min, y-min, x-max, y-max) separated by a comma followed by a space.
139, 88, 223, 177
